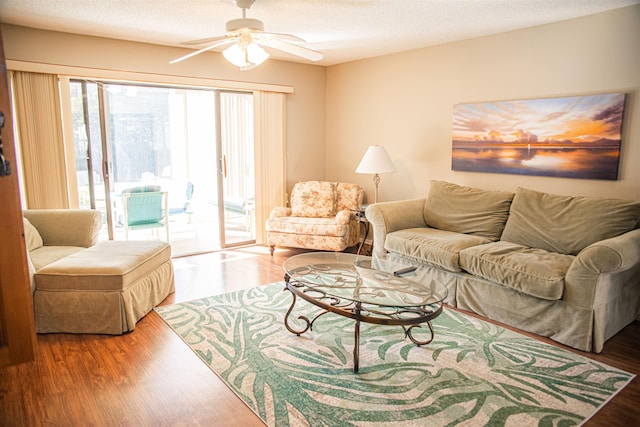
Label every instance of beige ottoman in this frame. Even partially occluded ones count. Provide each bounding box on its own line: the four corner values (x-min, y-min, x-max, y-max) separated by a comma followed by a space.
34, 240, 175, 334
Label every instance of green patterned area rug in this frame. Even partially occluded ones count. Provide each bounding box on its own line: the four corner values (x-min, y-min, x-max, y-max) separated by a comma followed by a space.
155, 283, 633, 426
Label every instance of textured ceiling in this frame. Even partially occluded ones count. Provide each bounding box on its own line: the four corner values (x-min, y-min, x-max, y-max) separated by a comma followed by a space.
0, 0, 638, 66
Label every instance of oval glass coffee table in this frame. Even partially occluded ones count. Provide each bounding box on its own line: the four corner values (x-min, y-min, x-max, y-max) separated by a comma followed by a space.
283, 252, 448, 373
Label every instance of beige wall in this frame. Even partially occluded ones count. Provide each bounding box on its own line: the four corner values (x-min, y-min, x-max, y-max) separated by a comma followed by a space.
1, 24, 327, 192
4, 5, 640, 205
326, 5, 640, 203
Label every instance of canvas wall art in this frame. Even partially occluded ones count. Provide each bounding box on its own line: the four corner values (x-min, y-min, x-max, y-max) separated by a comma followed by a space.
451, 93, 626, 180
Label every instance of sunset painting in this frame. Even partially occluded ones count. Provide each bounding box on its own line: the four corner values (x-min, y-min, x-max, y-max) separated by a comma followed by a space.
451, 93, 626, 180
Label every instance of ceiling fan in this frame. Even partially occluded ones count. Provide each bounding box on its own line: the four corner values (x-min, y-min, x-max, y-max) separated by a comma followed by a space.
170, 0, 323, 70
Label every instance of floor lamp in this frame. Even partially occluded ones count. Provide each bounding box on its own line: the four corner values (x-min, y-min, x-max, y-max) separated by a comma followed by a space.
355, 145, 397, 204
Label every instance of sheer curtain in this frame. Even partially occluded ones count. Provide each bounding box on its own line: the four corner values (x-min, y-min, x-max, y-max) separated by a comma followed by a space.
11, 71, 70, 208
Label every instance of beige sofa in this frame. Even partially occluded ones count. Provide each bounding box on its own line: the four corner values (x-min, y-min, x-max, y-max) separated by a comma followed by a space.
23, 209, 175, 334
366, 181, 640, 352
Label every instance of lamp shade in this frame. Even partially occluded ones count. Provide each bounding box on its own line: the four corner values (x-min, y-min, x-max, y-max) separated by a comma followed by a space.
355, 145, 397, 174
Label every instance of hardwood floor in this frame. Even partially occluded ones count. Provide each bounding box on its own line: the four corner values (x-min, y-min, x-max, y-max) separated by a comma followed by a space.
1, 245, 638, 426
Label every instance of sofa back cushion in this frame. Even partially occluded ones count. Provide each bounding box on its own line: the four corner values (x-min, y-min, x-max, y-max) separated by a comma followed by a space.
423, 180, 514, 241
291, 181, 337, 218
501, 187, 640, 255
336, 183, 363, 211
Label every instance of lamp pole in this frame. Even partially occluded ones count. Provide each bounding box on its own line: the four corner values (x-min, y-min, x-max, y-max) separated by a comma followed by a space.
373, 173, 381, 203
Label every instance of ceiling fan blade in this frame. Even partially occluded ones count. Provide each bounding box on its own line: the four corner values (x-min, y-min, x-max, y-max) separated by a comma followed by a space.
256, 32, 306, 44
169, 38, 237, 64
263, 39, 323, 62
181, 35, 229, 46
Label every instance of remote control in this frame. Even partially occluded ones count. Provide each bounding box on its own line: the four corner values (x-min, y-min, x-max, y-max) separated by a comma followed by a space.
393, 266, 417, 276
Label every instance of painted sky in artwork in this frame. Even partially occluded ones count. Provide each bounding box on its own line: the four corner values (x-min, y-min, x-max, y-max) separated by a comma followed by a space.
452, 93, 625, 145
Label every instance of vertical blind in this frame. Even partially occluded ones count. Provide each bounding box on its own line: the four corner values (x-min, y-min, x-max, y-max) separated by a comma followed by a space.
253, 90, 286, 244
10, 70, 286, 243
11, 71, 69, 208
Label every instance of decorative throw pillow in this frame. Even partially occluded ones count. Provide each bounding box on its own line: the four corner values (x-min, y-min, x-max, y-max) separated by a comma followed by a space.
336, 183, 363, 211
291, 181, 337, 218
501, 187, 640, 255
23, 217, 44, 251
423, 180, 514, 241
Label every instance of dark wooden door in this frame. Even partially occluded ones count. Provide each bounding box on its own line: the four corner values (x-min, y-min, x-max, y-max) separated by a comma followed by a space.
0, 27, 37, 366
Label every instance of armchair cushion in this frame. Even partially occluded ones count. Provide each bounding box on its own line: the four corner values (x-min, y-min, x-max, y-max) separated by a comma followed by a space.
336, 182, 364, 211
266, 216, 350, 237
291, 181, 337, 218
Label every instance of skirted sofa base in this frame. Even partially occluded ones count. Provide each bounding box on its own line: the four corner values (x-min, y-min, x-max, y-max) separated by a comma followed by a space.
34, 240, 175, 334
383, 251, 638, 353
366, 181, 640, 353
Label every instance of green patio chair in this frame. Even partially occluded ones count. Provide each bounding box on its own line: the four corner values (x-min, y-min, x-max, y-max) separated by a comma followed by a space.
122, 186, 169, 241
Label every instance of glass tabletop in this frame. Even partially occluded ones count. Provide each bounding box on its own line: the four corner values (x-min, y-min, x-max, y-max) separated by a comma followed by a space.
283, 252, 448, 308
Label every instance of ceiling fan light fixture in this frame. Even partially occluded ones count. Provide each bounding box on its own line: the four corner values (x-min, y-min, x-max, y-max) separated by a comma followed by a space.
223, 37, 270, 71
171, 0, 322, 67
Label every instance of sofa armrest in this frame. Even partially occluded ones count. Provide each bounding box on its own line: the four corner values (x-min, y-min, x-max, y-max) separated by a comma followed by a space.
269, 207, 292, 219
365, 198, 427, 259
23, 209, 102, 248
564, 228, 640, 308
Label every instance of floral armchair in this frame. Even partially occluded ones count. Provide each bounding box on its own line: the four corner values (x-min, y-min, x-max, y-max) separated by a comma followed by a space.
266, 181, 364, 255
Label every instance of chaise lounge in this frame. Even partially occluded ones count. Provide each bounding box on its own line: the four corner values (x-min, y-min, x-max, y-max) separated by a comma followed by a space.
24, 209, 175, 334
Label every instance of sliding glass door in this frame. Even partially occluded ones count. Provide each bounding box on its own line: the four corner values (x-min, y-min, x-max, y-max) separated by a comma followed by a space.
217, 91, 256, 247
69, 80, 256, 255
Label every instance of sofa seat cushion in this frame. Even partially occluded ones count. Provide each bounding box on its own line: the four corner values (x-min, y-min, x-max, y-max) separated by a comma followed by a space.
266, 215, 349, 237
30, 246, 86, 271
384, 227, 491, 272
423, 181, 514, 241
501, 187, 640, 255
35, 240, 171, 292
459, 241, 575, 300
